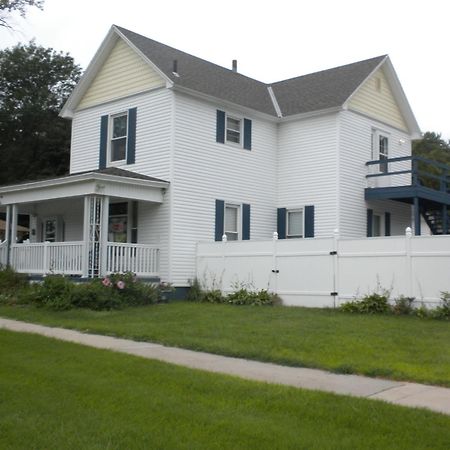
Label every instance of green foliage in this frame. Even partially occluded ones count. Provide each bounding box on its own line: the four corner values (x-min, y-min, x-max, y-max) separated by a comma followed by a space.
30, 275, 74, 310
392, 296, 415, 315
187, 278, 279, 306
340, 292, 390, 314
0, 265, 28, 291
433, 292, 450, 320
0, 41, 81, 185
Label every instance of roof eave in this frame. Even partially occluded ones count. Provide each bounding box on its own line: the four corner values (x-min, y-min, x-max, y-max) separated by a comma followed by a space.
59, 26, 174, 119
343, 56, 421, 138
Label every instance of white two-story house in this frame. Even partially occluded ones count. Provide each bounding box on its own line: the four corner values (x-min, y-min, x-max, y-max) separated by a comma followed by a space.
2, 25, 448, 294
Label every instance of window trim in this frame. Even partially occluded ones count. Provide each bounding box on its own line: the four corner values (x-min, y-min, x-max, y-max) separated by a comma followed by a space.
108, 111, 129, 164
286, 208, 304, 239
371, 129, 389, 174
225, 114, 242, 146
224, 203, 240, 241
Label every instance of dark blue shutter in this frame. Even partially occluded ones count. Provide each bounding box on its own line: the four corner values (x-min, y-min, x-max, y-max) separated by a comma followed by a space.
215, 200, 225, 241
385, 212, 391, 236
216, 110, 225, 143
242, 204, 250, 240
277, 208, 286, 239
304, 205, 315, 238
367, 209, 373, 237
127, 107, 137, 165
243, 118, 252, 150
99, 115, 108, 169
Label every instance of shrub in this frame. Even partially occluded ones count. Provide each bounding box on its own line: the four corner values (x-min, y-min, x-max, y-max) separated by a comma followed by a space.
226, 288, 280, 306
392, 296, 415, 315
202, 289, 225, 303
187, 278, 203, 302
0, 266, 28, 292
433, 292, 450, 320
31, 275, 74, 310
340, 291, 390, 314
70, 281, 122, 310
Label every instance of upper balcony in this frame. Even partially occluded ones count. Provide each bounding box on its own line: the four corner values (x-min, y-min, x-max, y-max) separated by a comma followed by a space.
365, 155, 450, 235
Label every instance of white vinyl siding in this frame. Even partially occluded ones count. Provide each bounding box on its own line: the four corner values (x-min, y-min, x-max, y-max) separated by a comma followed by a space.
348, 67, 408, 132
277, 114, 338, 238
77, 38, 165, 110
339, 109, 412, 237
70, 89, 172, 179
170, 92, 278, 285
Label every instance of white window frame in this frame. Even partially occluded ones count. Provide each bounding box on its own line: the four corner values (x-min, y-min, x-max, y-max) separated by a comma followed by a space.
371, 129, 389, 174
226, 114, 242, 146
286, 208, 304, 239
224, 203, 240, 241
108, 112, 128, 164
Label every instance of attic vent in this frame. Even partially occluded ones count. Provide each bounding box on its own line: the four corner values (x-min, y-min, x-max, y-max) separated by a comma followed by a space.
232, 59, 237, 72
172, 59, 180, 77
375, 76, 381, 92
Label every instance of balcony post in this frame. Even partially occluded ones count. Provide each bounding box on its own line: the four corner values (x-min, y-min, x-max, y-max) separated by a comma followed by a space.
5, 205, 11, 266
413, 197, 421, 236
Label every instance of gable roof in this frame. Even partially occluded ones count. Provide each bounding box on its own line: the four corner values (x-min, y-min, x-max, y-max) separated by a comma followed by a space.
62, 25, 420, 135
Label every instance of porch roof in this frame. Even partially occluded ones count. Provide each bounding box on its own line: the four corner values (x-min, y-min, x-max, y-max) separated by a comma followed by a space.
0, 168, 169, 205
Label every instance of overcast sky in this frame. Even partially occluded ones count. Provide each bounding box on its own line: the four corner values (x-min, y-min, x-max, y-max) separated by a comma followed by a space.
1, 0, 449, 139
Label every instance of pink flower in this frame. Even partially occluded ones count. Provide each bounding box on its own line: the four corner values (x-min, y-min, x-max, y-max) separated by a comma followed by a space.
102, 278, 112, 287
116, 280, 125, 290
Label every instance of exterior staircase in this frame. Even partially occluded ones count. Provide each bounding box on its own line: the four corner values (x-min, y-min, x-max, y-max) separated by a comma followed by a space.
421, 206, 450, 235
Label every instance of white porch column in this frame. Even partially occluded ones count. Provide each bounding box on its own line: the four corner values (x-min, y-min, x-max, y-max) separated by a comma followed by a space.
5, 205, 11, 265
11, 204, 18, 244
82, 196, 91, 278
99, 195, 109, 277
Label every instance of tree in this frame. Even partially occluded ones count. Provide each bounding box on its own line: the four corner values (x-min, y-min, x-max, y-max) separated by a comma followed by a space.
0, 0, 43, 28
412, 132, 450, 189
0, 41, 82, 185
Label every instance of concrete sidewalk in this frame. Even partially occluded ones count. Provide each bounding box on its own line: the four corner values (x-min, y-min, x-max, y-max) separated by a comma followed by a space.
1, 317, 449, 416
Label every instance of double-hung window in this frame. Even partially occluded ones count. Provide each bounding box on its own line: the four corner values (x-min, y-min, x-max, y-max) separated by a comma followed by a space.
110, 113, 128, 163
372, 130, 389, 174
224, 204, 239, 240
226, 116, 241, 144
287, 209, 303, 238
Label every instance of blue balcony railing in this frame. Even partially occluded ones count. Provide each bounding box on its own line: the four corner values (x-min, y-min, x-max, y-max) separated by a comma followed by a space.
366, 156, 450, 194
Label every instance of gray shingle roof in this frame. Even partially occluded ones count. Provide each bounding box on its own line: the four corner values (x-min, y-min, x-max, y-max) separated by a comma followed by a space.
116, 26, 386, 118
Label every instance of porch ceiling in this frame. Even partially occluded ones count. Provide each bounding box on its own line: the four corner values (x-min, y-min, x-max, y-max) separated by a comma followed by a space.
0, 171, 169, 205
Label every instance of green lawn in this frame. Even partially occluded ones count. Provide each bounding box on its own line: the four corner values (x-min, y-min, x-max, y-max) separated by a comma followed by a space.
1, 302, 449, 387
1, 329, 449, 450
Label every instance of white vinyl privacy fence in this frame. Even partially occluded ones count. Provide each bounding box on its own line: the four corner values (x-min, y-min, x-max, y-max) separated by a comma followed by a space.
196, 230, 450, 307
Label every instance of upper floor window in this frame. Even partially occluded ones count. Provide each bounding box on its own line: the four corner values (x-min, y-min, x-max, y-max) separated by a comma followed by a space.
110, 113, 128, 162
372, 130, 389, 174
226, 116, 241, 144
99, 107, 137, 170
216, 109, 252, 150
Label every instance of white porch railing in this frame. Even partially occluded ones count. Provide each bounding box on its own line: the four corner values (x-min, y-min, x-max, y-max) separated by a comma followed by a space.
11, 242, 84, 275
5, 241, 159, 277
0, 240, 8, 266
106, 242, 159, 276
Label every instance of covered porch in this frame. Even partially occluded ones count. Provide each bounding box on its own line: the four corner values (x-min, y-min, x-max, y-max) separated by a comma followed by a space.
0, 168, 169, 278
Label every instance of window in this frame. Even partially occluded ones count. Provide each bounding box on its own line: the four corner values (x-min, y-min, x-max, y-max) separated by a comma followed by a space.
108, 202, 128, 243
110, 113, 128, 162
224, 204, 239, 240
226, 116, 241, 144
287, 209, 303, 238
372, 130, 389, 173
373, 214, 381, 237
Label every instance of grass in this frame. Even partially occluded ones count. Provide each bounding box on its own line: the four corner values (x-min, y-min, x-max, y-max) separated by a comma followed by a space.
1, 329, 450, 449
1, 302, 449, 387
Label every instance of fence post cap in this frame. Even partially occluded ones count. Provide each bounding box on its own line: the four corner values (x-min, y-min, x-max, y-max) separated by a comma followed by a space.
273, 231, 278, 240
405, 227, 412, 237
333, 228, 340, 237
222, 234, 227, 242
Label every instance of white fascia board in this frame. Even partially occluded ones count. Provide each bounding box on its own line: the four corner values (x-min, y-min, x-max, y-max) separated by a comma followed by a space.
60, 26, 119, 119
278, 106, 343, 124
0, 173, 169, 205
113, 26, 174, 88
60, 26, 174, 119
343, 56, 421, 139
